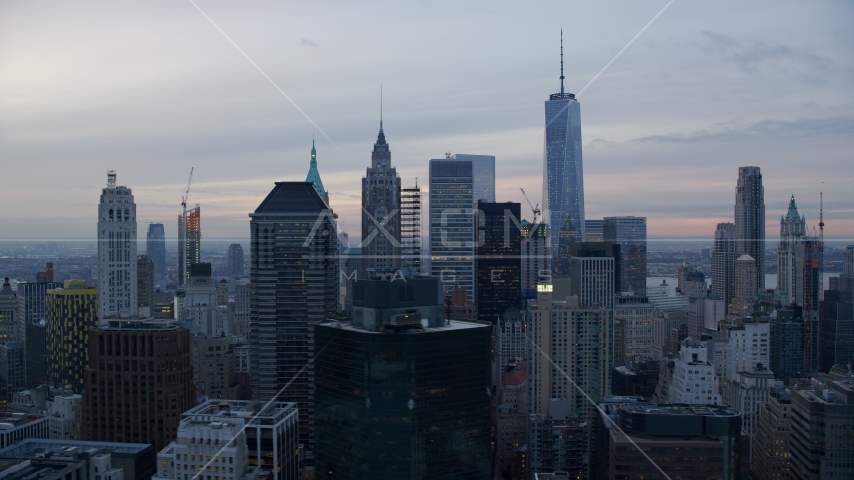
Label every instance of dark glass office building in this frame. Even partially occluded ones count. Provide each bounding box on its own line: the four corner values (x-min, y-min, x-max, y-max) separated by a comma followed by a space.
770, 305, 806, 383
314, 277, 492, 479
249, 182, 339, 452
475, 202, 521, 323
603, 216, 647, 296
819, 290, 854, 372
146, 223, 166, 289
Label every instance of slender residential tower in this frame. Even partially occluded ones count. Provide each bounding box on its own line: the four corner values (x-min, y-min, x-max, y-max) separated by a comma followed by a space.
712, 222, 737, 309
361, 112, 401, 275
734, 167, 765, 293
543, 30, 585, 274
97, 170, 138, 322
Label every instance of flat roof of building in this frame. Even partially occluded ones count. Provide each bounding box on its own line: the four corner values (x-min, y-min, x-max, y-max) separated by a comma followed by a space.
320, 318, 490, 334
618, 403, 739, 418
0, 439, 151, 458
182, 400, 297, 425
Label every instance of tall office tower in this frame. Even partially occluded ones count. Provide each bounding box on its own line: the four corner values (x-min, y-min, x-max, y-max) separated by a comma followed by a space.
669, 338, 722, 405
734, 166, 765, 292
137, 255, 154, 317
603, 216, 647, 295
146, 223, 167, 289
217, 278, 229, 305
796, 237, 823, 373
429, 154, 495, 298
182, 263, 218, 336
475, 202, 522, 323
498, 310, 527, 375
544, 32, 585, 275
789, 378, 854, 479
751, 388, 793, 480
613, 293, 654, 366
521, 221, 551, 302
250, 182, 338, 451
35, 263, 54, 284
712, 222, 737, 309
0, 342, 25, 408
97, 170, 138, 321
770, 306, 805, 383
584, 219, 603, 243
361, 121, 401, 275
777, 196, 806, 304
226, 243, 245, 276
400, 184, 422, 271
81, 319, 195, 452
596, 403, 748, 480
844, 245, 854, 275
45, 280, 98, 393
314, 277, 492, 479
16, 281, 62, 344
721, 369, 780, 440
730, 254, 758, 316
684, 270, 725, 338
234, 279, 250, 338
819, 290, 853, 373
305, 138, 329, 204
569, 242, 619, 309
528, 399, 589, 479
529, 284, 611, 425
0, 278, 16, 343
152, 401, 300, 480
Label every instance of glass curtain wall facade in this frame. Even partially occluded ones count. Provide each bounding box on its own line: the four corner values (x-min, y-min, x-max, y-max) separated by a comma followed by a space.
146, 223, 166, 290
249, 182, 339, 452
429, 159, 475, 297
543, 95, 585, 275
314, 320, 492, 479
475, 202, 522, 323
603, 216, 647, 296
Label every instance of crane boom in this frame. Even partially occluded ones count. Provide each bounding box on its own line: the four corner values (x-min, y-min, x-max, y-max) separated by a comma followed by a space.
182, 167, 194, 207
519, 188, 541, 224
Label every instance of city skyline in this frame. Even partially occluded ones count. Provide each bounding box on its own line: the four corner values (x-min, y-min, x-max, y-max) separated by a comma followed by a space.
1, 1, 852, 242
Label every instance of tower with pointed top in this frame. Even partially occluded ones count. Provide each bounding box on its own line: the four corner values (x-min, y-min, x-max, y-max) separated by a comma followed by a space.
361, 116, 401, 275
306, 138, 329, 204
777, 195, 806, 304
543, 30, 585, 275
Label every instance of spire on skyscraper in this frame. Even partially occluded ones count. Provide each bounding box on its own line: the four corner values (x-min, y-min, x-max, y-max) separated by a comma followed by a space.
306, 137, 328, 204
550, 30, 575, 101
560, 29, 565, 95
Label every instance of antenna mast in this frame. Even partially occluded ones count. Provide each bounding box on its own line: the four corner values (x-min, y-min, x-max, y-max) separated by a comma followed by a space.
560, 29, 565, 95
819, 192, 824, 246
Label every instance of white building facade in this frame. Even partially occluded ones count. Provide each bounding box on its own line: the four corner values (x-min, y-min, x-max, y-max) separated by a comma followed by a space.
97, 170, 138, 322
668, 338, 722, 405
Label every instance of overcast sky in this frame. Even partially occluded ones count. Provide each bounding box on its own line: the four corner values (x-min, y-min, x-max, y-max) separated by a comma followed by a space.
1, 1, 852, 243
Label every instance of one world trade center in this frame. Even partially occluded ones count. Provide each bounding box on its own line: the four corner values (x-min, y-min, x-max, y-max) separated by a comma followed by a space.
543, 31, 585, 275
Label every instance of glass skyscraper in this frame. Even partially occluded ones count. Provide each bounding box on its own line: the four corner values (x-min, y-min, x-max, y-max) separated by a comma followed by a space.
429, 154, 495, 298
146, 223, 166, 289
543, 33, 585, 274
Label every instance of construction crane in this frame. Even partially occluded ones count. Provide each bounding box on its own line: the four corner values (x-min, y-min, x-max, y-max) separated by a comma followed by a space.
519, 188, 540, 224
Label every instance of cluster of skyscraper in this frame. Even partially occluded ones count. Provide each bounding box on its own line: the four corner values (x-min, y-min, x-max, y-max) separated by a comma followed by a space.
1, 33, 853, 480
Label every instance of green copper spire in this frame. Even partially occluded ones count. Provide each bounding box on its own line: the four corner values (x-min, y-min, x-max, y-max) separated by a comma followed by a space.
305, 136, 328, 204
786, 194, 799, 220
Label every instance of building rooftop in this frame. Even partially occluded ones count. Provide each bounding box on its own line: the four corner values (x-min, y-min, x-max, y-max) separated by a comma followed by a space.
253, 182, 329, 214
0, 439, 151, 459
618, 403, 739, 418
321, 318, 488, 335
182, 400, 297, 426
